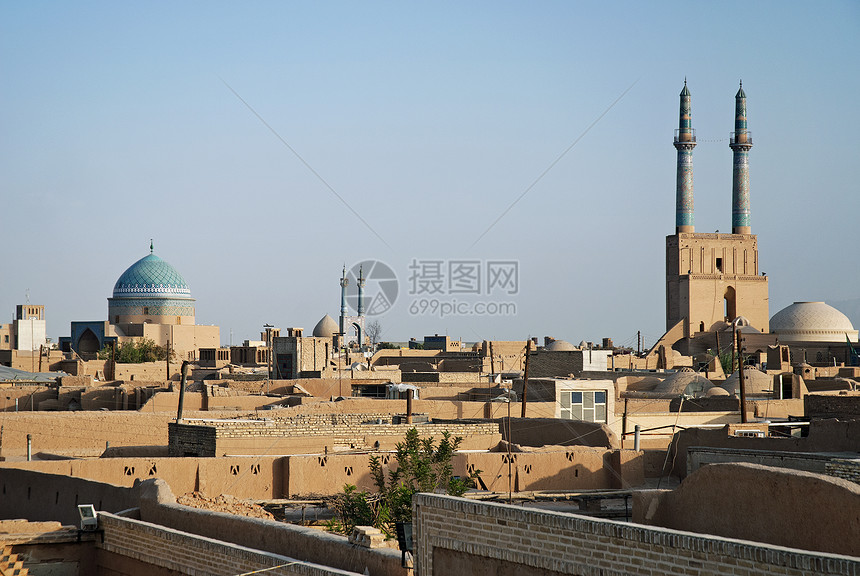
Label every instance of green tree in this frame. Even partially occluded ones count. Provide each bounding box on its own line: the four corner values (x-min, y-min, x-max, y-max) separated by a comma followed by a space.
97, 339, 174, 363
326, 428, 479, 537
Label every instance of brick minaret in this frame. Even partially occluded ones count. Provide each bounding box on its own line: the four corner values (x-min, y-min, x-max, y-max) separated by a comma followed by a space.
730, 81, 753, 234
674, 79, 697, 233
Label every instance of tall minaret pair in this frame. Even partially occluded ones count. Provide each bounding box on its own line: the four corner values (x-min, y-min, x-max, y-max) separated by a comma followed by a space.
673, 80, 753, 234
339, 265, 366, 347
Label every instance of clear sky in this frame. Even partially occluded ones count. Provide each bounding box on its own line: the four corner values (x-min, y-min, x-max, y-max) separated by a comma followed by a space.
2, 1, 859, 349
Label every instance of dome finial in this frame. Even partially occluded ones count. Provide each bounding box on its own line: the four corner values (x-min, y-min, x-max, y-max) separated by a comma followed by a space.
150, 239, 153, 254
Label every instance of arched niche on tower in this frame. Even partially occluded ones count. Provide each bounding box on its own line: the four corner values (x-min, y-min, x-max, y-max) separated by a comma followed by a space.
724, 286, 737, 322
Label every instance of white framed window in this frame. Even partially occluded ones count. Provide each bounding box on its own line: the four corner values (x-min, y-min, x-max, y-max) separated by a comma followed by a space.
560, 390, 607, 423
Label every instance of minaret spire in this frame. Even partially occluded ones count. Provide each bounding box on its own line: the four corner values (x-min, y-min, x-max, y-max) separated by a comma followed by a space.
356, 265, 366, 316
339, 265, 349, 336
730, 80, 753, 234
674, 79, 696, 233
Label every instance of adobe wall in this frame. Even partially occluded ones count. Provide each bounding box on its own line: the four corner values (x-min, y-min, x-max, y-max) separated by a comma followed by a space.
0, 410, 239, 459
0, 468, 141, 525
667, 419, 860, 478
615, 410, 740, 449
459, 447, 643, 492
0, 411, 175, 458
502, 417, 618, 448
1, 456, 283, 499
0, 385, 57, 412
752, 398, 804, 419
137, 479, 407, 576
414, 493, 860, 576
284, 446, 643, 498
634, 463, 860, 557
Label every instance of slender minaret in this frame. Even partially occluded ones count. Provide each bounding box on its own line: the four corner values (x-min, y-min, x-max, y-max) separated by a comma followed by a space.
674, 79, 696, 233
730, 81, 752, 234
356, 265, 366, 316
339, 265, 349, 336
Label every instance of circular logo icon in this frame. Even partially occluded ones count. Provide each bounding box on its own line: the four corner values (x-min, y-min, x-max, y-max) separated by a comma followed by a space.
346, 260, 399, 316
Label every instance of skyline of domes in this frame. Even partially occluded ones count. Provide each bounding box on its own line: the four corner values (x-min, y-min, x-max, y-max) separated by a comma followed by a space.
770, 301, 858, 343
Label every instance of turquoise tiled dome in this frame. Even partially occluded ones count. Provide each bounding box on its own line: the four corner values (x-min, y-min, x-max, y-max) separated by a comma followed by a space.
112, 254, 192, 299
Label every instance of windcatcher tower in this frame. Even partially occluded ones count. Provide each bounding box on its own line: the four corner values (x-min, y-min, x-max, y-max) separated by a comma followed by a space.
666, 82, 768, 342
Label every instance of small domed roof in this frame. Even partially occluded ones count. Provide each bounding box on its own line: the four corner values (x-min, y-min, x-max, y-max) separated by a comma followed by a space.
721, 369, 772, 396
653, 369, 712, 398
770, 302, 858, 343
545, 339, 576, 352
313, 314, 338, 338
113, 253, 191, 299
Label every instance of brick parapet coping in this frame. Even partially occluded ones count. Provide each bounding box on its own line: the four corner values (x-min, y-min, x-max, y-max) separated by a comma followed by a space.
97, 512, 360, 576
414, 493, 860, 576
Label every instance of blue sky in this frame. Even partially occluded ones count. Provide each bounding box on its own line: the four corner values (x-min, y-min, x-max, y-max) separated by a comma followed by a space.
2, 1, 859, 348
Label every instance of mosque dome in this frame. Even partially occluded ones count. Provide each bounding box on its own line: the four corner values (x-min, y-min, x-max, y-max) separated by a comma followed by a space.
545, 339, 576, 352
108, 248, 195, 325
770, 302, 858, 343
112, 254, 192, 299
313, 314, 339, 338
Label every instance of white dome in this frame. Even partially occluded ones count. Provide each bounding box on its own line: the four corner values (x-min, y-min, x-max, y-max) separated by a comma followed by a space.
312, 314, 339, 338
770, 302, 858, 343
545, 339, 576, 352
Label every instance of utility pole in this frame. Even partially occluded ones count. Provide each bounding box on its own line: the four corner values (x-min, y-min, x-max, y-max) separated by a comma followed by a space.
166, 339, 171, 382
736, 330, 747, 423
507, 395, 512, 504
264, 324, 274, 394
520, 339, 531, 418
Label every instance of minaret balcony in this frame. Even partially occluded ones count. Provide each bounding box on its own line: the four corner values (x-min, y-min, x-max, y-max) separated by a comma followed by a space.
730, 131, 753, 146
674, 128, 696, 143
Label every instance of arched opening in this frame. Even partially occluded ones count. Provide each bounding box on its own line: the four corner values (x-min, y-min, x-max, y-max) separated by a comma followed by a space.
351, 322, 363, 348
699, 321, 705, 333
77, 329, 101, 359
724, 286, 737, 322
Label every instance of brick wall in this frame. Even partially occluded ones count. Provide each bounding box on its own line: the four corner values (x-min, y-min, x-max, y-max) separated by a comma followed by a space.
805, 394, 860, 419
826, 458, 860, 484
687, 446, 842, 477
170, 417, 500, 456
97, 512, 358, 575
413, 493, 860, 576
